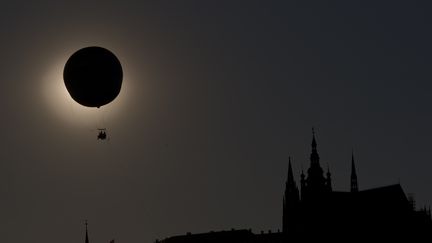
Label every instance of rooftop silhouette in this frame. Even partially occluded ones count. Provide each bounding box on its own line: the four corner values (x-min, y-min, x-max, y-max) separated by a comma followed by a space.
156, 129, 432, 242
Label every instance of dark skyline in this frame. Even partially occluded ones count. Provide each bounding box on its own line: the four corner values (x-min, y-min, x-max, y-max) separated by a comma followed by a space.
1, 1, 432, 243
158, 134, 432, 242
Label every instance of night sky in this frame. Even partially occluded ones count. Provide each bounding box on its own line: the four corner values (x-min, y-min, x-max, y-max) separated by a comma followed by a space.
2, 1, 432, 242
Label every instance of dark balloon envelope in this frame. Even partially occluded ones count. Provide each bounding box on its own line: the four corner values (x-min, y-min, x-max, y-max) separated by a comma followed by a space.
63, 46, 123, 108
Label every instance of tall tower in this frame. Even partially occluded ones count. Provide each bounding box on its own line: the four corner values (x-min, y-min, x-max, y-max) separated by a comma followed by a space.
283, 157, 299, 233
351, 152, 358, 192
304, 128, 326, 198
85, 220, 89, 243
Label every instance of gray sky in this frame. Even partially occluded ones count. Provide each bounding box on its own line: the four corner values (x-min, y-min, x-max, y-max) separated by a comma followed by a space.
1, 1, 432, 242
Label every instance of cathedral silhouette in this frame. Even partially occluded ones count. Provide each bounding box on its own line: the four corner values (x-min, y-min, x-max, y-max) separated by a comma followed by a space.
155, 130, 431, 241
85, 130, 432, 242
280, 129, 432, 240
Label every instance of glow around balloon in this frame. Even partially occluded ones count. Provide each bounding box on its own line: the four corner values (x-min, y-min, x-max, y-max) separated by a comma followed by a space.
63, 46, 123, 108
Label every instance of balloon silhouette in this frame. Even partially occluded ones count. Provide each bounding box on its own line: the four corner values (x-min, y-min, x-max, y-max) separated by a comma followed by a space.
63, 46, 123, 108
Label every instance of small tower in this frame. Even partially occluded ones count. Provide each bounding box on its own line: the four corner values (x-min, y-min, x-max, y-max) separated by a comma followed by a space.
351, 151, 358, 193
305, 128, 326, 197
310, 128, 320, 167
85, 220, 89, 243
283, 157, 300, 233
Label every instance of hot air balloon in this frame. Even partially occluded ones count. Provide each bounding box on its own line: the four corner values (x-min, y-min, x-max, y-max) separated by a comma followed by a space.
63, 46, 123, 139
63, 46, 123, 108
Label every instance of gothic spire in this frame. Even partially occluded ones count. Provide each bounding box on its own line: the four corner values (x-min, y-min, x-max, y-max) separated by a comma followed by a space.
283, 156, 299, 233
305, 127, 325, 194
312, 127, 317, 148
351, 151, 358, 192
310, 127, 320, 166
287, 157, 295, 188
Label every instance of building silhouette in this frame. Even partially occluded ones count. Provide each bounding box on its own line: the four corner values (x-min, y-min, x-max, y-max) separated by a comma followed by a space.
158, 130, 432, 242
282, 129, 432, 240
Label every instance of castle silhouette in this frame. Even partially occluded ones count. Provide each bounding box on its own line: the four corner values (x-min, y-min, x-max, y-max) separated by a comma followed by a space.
280, 129, 432, 240
156, 130, 431, 241
85, 130, 432, 242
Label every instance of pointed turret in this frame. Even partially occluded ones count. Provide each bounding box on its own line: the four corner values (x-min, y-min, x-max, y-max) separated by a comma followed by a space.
305, 128, 326, 196
283, 157, 300, 233
286, 157, 296, 190
351, 151, 358, 192
310, 127, 320, 166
